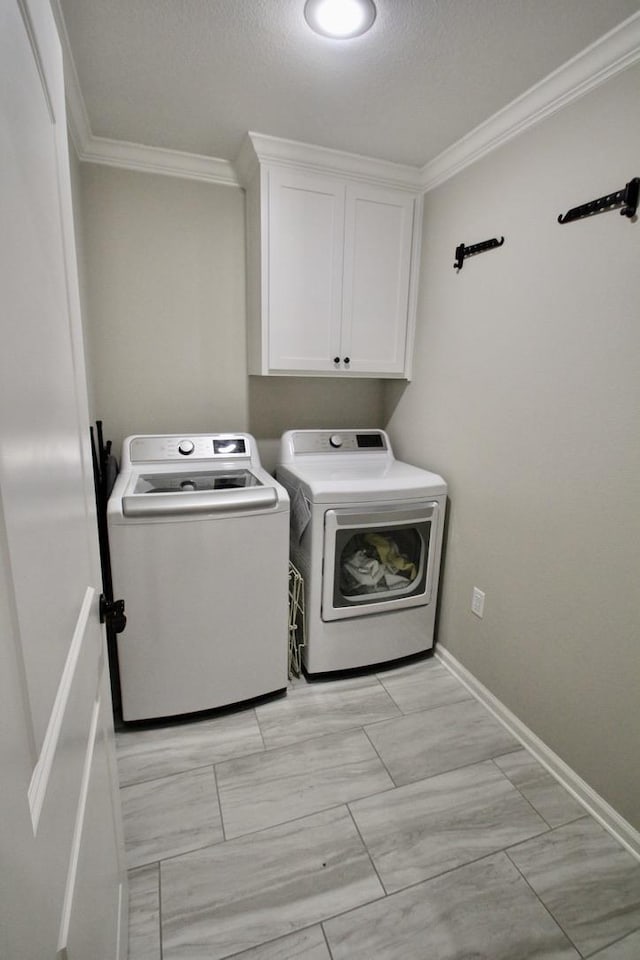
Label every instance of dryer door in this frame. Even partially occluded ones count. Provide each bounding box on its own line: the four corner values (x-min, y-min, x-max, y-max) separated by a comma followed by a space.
322, 501, 439, 621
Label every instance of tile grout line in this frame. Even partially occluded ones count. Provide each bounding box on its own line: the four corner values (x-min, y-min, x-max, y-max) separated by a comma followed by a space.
367, 747, 538, 792
489, 756, 559, 832
215, 921, 341, 960
346, 781, 390, 896
491, 753, 592, 832
315, 850, 562, 945
504, 839, 586, 957
213, 923, 322, 959
252, 705, 268, 752
586, 928, 640, 959
218, 769, 398, 842
361, 722, 400, 786
212, 762, 227, 842
320, 919, 336, 960
141, 799, 388, 870
119, 759, 222, 790
118, 726, 269, 787
374, 676, 406, 716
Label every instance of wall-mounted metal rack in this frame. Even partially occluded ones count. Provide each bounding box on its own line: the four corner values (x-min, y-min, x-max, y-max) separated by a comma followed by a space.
454, 236, 504, 271
557, 177, 638, 224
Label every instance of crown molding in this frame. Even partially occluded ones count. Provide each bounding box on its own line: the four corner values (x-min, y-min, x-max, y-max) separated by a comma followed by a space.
234, 133, 261, 187
51, 0, 239, 186
236, 131, 424, 191
55, 0, 640, 193
79, 136, 239, 186
420, 10, 640, 192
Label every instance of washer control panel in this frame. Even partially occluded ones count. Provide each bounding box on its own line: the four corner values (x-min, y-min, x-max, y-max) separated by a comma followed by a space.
129, 435, 249, 462
290, 431, 387, 454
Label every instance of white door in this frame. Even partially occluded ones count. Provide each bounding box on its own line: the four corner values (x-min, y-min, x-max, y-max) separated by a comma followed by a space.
267, 166, 345, 372
322, 502, 438, 620
0, 1, 126, 957
341, 183, 415, 375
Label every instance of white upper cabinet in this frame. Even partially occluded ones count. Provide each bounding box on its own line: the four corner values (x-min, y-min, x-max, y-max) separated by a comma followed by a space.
239, 134, 423, 379
342, 183, 415, 375
267, 167, 345, 372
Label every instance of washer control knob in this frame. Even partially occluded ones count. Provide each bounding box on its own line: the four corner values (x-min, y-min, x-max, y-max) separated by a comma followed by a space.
178, 440, 195, 456
329, 434, 343, 449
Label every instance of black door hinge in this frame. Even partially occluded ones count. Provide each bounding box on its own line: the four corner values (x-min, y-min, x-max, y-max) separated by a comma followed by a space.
99, 595, 127, 634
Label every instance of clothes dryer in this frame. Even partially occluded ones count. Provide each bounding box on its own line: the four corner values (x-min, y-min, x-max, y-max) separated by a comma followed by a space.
277, 429, 446, 674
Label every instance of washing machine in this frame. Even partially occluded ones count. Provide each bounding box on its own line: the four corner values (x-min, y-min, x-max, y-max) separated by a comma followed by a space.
107, 433, 289, 721
276, 429, 447, 674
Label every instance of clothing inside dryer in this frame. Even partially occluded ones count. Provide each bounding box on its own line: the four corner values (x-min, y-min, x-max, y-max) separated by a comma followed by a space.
338, 526, 426, 598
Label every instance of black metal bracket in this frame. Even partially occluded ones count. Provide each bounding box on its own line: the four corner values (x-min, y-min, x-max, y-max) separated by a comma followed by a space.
100, 595, 127, 634
454, 236, 504, 271
557, 177, 639, 224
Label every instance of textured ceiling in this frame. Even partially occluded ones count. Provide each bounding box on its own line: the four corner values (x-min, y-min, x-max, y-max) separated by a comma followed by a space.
59, 0, 640, 167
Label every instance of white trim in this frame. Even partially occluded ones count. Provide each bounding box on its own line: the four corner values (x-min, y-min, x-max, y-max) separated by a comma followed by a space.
56, 6, 640, 190
78, 136, 239, 186
49, 0, 239, 185
435, 646, 640, 861
27, 586, 94, 834
50, 0, 91, 155
420, 11, 640, 191
236, 132, 424, 191
57, 692, 101, 953
402, 191, 423, 382
17, 0, 55, 123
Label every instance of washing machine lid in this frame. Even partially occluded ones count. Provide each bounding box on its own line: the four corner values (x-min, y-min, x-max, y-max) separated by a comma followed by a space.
133, 468, 262, 495
122, 468, 278, 517
108, 432, 290, 520
278, 459, 447, 504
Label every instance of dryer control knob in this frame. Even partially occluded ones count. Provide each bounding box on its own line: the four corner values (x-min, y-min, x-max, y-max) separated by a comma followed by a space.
178, 440, 195, 455
329, 434, 343, 448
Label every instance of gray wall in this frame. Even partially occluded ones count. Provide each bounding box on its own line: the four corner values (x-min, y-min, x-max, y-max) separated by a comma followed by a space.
77, 164, 385, 466
78, 165, 249, 446
385, 64, 640, 830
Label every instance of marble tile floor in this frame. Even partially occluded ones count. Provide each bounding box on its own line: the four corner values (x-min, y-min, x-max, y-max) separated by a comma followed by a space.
117, 656, 640, 960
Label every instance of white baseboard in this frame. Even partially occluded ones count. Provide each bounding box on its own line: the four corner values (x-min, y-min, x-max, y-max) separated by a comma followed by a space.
435, 646, 640, 861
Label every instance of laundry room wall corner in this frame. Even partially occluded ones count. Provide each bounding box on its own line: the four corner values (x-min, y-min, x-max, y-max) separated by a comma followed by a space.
384, 62, 640, 832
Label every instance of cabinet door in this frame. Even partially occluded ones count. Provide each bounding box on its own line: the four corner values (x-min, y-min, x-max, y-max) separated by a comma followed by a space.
342, 184, 415, 375
267, 167, 345, 372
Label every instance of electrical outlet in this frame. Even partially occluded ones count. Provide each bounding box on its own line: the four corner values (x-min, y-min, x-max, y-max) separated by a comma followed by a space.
471, 587, 485, 618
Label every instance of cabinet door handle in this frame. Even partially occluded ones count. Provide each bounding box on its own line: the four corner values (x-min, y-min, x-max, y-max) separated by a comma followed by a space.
333, 356, 340, 364
343, 357, 350, 364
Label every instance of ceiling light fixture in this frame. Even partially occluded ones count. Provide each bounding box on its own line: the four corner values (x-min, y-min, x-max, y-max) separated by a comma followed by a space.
304, 0, 377, 39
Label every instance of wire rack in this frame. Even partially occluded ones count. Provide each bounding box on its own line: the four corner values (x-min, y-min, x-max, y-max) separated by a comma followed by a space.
288, 561, 306, 678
